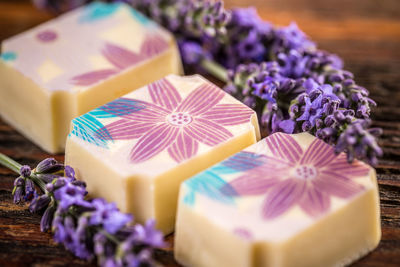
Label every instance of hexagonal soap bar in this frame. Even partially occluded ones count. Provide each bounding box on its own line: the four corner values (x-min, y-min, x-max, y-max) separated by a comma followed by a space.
175, 132, 380, 267
0, 2, 181, 153
65, 74, 260, 234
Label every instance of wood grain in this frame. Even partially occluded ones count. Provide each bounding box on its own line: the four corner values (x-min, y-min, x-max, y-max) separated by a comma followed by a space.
0, 0, 399, 266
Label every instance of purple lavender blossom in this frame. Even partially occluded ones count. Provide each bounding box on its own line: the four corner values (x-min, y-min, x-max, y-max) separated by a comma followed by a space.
20, 165, 31, 178
53, 178, 90, 211
13, 177, 25, 204
179, 40, 205, 65
35, 157, 64, 173
40, 205, 55, 232
24, 179, 36, 201
89, 198, 132, 234
29, 194, 51, 213
133, 219, 165, 247
64, 165, 76, 179
270, 22, 315, 55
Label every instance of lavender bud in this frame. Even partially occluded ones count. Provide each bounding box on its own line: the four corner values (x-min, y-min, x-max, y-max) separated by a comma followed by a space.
37, 173, 59, 183
315, 119, 324, 129
334, 110, 346, 122
40, 205, 55, 232
64, 166, 75, 179
333, 84, 342, 93
324, 115, 335, 127
24, 179, 36, 201
368, 128, 383, 137
14, 177, 24, 187
71, 180, 87, 188
46, 183, 55, 192
302, 121, 312, 131
29, 194, 51, 213
36, 158, 63, 173
20, 165, 31, 178
343, 79, 355, 87
329, 73, 344, 83
54, 178, 67, 188
13, 186, 24, 204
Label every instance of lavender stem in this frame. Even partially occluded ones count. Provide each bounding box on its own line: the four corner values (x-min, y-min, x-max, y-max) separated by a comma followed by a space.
0, 152, 22, 174
30, 174, 48, 194
200, 58, 228, 83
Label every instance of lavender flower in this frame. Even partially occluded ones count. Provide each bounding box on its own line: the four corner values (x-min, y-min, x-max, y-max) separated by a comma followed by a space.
225, 62, 382, 164
20, 165, 31, 178
35, 157, 64, 174
12, 177, 25, 204
53, 178, 90, 211
270, 22, 316, 56
88, 198, 132, 234
29, 194, 51, 212
133, 219, 164, 247
64, 165, 76, 179
179, 40, 206, 65
24, 178, 37, 201
215, 7, 271, 68
41, 205, 55, 232
1, 152, 164, 267
132, 0, 230, 38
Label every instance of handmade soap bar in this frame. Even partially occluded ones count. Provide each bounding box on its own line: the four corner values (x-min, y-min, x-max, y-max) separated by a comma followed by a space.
175, 132, 381, 267
0, 2, 181, 153
65, 74, 260, 234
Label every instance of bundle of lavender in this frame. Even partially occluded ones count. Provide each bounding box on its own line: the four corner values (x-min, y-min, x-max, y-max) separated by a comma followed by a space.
33, 2, 382, 165
0, 154, 164, 266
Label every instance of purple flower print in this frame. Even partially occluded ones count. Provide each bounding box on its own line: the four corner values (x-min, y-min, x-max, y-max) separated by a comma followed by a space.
71, 34, 169, 86
96, 78, 254, 163
224, 133, 370, 219
36, 30, 58, 42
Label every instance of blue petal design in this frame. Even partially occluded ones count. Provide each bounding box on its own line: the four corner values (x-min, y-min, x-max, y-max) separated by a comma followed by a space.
130, 8, 151, 25
71, 113, 112, 148
70, 98, 144, 148
79, 2, 121, 23
211, 151, 266, 174
1, 51, 17, 61
183, 170, 235, 206
96, 98, 145, 117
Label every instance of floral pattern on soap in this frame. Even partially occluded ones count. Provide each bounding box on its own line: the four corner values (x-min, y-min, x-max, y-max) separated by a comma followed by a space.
2, 2, 169, 92
70, 98, 145, 148
183, 151, 266, 206
95, 78, 254, 163
184, 133, 370, 220
71, 34, 168, 86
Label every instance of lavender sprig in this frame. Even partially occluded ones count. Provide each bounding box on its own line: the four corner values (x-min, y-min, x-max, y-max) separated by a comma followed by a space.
0, 153, 164, 266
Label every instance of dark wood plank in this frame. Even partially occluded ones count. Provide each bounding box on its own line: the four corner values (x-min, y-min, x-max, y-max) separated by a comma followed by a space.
0, 0, 399, 266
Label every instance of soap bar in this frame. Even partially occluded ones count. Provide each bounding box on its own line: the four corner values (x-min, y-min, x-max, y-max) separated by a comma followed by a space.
0, 2, 181, 153
175, 132, 381, 267
65, 74, 260, 234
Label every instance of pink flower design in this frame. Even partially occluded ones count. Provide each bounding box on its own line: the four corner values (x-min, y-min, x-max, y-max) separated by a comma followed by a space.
95, 78, 254, 163
224, 133, 370, 220
71, 34, 168, 86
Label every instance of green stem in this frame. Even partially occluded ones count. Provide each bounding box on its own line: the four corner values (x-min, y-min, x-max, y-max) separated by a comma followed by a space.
0, 152, 22, 174
200, 58, 228, 83
30, 174, 48, 194
100, 229, 120, 244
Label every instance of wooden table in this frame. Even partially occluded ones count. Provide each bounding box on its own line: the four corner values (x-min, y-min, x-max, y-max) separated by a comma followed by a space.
0, 0, 399, 266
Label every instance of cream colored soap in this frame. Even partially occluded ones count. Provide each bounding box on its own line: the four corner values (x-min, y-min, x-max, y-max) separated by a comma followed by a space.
0, 2, 181, 153
175, 132, 381, 267
65, 74, 260, 234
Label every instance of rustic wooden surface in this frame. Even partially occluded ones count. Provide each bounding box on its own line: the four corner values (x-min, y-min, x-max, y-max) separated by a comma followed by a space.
0, 0, 399, 266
